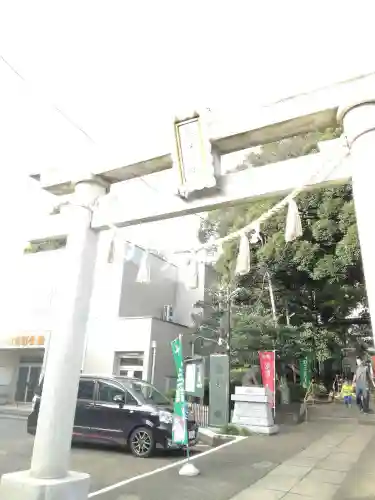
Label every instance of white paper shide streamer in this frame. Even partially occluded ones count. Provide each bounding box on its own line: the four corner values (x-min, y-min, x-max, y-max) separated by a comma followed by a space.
235, 234, 251, 276
285, 199, 303, 242
136, 250, 151, 283
124, 241, 136, 263
249, 222, 261, 244
107, 227, 117, 263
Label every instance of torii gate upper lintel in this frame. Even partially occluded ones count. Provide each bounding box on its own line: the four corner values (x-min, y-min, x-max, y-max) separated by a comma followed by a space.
36, 72, 375, 198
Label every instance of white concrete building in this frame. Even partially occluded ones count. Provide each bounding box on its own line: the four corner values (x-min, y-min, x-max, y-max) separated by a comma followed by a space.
0, 213, 213, 404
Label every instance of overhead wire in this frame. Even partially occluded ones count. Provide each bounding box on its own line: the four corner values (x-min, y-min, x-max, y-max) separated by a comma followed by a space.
1, 53, 207, 229
0, 55, 96, 144
1, 53, 351, 267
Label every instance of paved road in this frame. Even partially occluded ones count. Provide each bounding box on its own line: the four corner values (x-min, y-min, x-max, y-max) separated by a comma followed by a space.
0, 416, 349, 500
99, 422, 339, 500
0, 417, 202, 493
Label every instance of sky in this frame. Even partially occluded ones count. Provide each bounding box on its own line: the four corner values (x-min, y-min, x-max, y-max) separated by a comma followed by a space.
0, 0, 374, 229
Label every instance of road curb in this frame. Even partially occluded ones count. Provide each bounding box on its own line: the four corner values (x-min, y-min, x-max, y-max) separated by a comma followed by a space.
0, 408, 30, 419
198, 428, 237, 447
0, 414, 27, 420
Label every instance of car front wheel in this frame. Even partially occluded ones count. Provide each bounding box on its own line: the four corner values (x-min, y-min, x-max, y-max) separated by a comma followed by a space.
129, 427, 155, 458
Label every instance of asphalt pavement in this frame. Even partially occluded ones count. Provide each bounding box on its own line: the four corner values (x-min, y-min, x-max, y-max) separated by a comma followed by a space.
0, 417, 202, 493
0, 416, 342, 500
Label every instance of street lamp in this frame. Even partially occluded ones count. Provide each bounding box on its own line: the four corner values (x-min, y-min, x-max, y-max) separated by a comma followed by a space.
150, 340, 157, 385
191, 335, 225, 357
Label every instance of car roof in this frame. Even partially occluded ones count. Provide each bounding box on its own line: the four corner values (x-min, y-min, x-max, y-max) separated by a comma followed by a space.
80, 374, 144, 383
39, 374, 145, 384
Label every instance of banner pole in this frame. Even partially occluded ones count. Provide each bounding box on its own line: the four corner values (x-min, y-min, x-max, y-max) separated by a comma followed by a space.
172, 333, 198, 477
273, 350, 276, 421
185, 400, 191, 462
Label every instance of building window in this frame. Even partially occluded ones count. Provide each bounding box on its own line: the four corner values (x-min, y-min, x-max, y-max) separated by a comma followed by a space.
20, 356, 44, 364
77, 380, 95, 400
24, 238, 67, 254
119, 357, 144, 367
119, 369, 143, 380
115, 352, 144, 380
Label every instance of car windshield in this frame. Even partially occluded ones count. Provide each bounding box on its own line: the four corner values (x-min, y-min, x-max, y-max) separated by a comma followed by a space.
116, 378, 170, 406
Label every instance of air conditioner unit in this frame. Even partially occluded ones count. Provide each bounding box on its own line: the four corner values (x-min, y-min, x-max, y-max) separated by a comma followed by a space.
162, 305, 173, 322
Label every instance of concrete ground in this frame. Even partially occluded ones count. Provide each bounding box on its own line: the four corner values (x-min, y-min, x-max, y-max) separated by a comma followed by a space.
230, 423, 374, 500
2, 403, 375, 500
0, 414, 340, 500
0, 417, 203, 493
332, 431, 375, 500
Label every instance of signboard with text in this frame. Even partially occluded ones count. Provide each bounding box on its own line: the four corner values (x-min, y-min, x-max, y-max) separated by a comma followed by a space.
11, 335, 45, 347
259, 351, 276, 408
0, 333, 48, 349
171, 336, 188, 445
173, 112, 217, 198
184, 357, 205, 398
300, 356, 312, 389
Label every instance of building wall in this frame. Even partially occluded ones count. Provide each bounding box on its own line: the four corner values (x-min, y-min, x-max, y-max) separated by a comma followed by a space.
83, 317, 191, 394
0, 217, 209, 400
0, 223, 208, 336
173, 262, 218, 327
83, 317, 153, 376
0, 249, 64, 334
0, 351, 20, 404
149, 319, 190, 392
118, 246, 178, 320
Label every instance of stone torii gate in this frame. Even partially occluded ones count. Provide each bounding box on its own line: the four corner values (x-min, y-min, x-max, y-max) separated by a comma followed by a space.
2, 73, 375, 500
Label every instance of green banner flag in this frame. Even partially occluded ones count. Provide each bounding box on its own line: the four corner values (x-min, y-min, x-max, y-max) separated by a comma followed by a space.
171, 336, 188, 445
300, 357, 312, 389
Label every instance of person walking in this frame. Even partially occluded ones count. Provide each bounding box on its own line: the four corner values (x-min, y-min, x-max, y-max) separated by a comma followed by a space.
341, 378, 353, 408
353, 358, 375, 413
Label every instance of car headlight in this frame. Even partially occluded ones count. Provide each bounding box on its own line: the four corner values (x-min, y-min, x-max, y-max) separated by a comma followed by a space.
159, 410, 173, 424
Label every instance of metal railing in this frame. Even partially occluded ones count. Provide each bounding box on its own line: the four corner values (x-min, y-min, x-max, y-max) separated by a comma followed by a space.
188, 401, 209, 427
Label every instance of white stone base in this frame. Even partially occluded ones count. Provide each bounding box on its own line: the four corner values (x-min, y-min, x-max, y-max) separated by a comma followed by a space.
179, 462, 200, 477
242, 424, 279, 435
0, 470, 90, 500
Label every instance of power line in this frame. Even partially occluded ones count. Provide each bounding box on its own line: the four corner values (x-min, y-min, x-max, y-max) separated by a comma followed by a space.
0, 54, 96, 144
1, 53, 209, 227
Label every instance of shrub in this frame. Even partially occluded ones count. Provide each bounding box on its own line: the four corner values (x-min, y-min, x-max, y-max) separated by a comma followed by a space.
219, 423, 252, 436
289, 383, 307, 402
165, 388, 176, 401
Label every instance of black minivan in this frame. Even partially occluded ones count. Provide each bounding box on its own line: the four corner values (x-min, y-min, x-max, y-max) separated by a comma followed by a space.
28, 374, 198, 458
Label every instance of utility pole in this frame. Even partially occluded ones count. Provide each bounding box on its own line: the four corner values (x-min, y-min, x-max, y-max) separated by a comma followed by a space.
227, 287, 232, 389
266, 271, 277, 328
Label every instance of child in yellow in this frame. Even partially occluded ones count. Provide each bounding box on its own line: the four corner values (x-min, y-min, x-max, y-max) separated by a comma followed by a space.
341, 379, 353, 407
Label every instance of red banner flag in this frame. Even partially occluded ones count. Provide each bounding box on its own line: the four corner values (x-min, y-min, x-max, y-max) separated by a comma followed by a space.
259, 351, 276, 408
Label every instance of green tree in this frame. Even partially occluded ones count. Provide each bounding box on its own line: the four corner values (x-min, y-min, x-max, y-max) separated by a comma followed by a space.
200, 129, 369, 362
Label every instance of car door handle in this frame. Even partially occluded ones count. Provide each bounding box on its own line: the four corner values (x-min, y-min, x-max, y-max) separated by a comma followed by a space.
85, 403, 95, 409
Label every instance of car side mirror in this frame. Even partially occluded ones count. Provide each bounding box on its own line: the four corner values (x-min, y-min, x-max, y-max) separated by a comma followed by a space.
113, 394, 125, 406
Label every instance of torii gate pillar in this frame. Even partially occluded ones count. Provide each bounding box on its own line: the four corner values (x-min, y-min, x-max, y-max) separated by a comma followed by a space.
0, 176, 107, 500
338, 99, 375, 339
